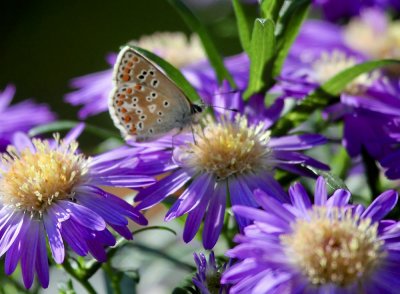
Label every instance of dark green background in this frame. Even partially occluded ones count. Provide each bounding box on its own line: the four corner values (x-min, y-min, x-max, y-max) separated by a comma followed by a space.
0, 0, 248, 121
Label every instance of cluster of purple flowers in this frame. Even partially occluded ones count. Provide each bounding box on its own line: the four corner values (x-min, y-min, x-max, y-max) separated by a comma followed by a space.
1, 1, 400, 293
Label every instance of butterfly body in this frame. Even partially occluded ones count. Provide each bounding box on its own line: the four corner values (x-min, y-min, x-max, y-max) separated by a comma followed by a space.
109, 46, 202, 141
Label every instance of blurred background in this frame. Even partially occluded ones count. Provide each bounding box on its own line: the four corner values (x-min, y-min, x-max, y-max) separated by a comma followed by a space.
0, 0, 257, 150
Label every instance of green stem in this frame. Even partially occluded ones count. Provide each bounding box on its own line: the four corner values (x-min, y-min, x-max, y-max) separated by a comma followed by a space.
361, 148, 380, 198
103, 263, 121, 294
1, 276, 30, 293
62, 259, 97, 294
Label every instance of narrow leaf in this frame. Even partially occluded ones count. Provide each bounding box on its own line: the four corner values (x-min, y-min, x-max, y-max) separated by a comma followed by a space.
167, 0, 236, 87
244, 18, 275, 100
272, 59, 400, 135
131, 45, 202, 103
232, 0, 251, 53
28, 120, 120, 139
260, 0, 285, 21
306, 166, 349, 191
272, 2, 310, 77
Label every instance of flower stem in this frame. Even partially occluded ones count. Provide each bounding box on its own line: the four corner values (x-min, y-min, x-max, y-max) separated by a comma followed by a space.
103, 263, 122, 294
62, 259, 97, 294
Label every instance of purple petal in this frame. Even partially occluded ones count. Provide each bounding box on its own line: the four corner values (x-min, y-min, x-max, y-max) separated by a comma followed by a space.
167, 173, 213, 220
269, 134, 326, 150
0, 211, 25, 257
61, 219, 89, 256
326, 189, 351, 207
21, 220, 40, 289
183, 183, 214, 243
57, 200, 106, 231
253, 189, 295, 223
202, 182, 227, 249
314, 176, 327, 205
135, 169, 191, 209
289, 182, 312, 215
44, 208, 65, 264
362, 190, 398, 222
35, 224, 49, 288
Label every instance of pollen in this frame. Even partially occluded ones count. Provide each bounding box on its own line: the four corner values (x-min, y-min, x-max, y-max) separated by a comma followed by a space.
310, 51, 379, 95
177, 115, 273, 180
0, 136, 89, 213
130, 32, 206, 68
344, 16, 400, 75
281, 206, 385, 287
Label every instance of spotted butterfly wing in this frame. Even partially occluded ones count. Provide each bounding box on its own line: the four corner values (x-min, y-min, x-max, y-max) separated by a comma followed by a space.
109, 46, 201, 141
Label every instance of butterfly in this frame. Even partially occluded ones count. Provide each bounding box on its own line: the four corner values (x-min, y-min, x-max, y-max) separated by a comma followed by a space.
108, 46, 203, 142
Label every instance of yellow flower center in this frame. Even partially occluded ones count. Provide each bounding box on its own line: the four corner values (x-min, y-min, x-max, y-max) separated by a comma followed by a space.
177, 115, 273, 180
0, 136, 89, 213
344, 17, 400, 75
281, 207, 385, 287
311, 51, 378, 95
131, 32, 206, 68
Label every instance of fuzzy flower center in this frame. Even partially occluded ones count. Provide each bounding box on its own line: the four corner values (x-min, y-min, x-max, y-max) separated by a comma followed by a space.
281, 206, 385, 287
0, 137, 89, 213
344, 17, 400, 75
177, 115, 273, 180
311, 51, 378, 95
132, 32, 206, 68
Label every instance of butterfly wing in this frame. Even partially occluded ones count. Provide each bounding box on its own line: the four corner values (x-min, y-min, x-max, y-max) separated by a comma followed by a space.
109, 46, 194, 141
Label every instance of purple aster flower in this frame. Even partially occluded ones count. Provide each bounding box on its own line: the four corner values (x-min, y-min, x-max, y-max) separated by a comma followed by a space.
276, 18, 400, 159
313, 0, 400, 22
0, 84, 56, 151
193, 251, 230, 294
131, 91, 328, 249
380, 119, 400, 179
0, 125, 153, 289
222, 176, 400, 293
65, 32, 249, 119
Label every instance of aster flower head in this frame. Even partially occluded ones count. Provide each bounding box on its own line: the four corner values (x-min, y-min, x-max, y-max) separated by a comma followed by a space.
277, 19, 400, 159
222, 177, 400, 293
0, 126, 153, 289
0, 84, 55, 151
64, 31, 249, 118
344, 8, 400, 75
193, 251, 229, 294
133, 93, 328, 249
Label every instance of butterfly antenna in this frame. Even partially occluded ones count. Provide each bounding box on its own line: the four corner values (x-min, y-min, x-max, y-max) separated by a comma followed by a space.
212, 89, 239, 96
205, 104, 239, 113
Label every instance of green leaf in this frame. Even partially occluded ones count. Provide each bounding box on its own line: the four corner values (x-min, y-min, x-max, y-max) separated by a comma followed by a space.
260, 0, 285, 21
306, 166, 349, 191
244, 18, 275, 100
28, 120, 120, 140
272, 59, 400, 135
130, 45, 202, 103
272, 2, 310, 77
167, 0, 236, 87
232, 0, 252, 53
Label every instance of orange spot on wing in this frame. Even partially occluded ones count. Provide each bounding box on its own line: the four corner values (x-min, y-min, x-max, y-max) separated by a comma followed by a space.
127, 62, 133, 66
134, 84, 142, 91
121, 108, 127, 113
124, 115, 131, 123
117, 100, 123, 106
122, 75, 130, 81
133, 57, 139, 62
130, 126, 137, 134
126, 88, 133, 94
